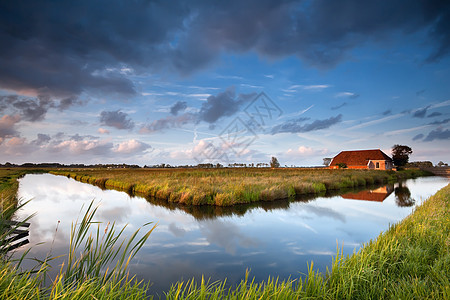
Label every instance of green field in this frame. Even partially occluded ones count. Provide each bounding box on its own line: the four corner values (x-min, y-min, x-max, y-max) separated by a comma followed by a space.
50, 167, 430, 206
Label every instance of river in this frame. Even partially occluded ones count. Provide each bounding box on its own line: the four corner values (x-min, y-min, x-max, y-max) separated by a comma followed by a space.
14, 174, 449, 296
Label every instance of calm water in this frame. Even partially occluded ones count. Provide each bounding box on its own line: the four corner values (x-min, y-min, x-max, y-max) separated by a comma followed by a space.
14, 174, 449, 295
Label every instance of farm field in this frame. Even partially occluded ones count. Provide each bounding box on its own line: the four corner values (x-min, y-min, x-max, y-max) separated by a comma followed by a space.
50, 167, 430, 206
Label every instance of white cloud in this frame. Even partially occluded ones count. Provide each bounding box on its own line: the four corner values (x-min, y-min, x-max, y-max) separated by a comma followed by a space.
283, 84, 330, 93
286, 146, 314, 156
347, 113, 404, 130
285, 146, 329, 158
98, 128, 110, 134
335, 92, 358, 98
302, 84, 330, 90
113, 139, 151, 154
51, 139, 113, 155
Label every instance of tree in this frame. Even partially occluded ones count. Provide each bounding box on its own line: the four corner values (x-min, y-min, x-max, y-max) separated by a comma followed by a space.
270, 156, 280, 168
437, 161, 448, 167
391, 145, 412, 167
337, 163, 347, 169
323, 158, 332, 167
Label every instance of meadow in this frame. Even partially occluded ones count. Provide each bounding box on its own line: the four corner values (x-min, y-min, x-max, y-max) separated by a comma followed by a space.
0, 167, 448, 299
50, 167, 430, 206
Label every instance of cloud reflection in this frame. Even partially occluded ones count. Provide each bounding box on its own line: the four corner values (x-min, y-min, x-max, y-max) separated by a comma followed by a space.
199, 220, 260, 255
168, 222, 187, 237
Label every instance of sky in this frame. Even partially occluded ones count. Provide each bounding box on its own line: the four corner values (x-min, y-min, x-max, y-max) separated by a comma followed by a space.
0, 0, 449, 166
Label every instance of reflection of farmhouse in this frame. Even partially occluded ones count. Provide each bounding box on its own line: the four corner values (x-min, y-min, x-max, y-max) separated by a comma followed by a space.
329, 149, 394, 170
341, 185, 394, 202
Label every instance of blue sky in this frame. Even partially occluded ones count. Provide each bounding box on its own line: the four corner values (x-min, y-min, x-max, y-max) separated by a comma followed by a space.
0, 0, 449, 166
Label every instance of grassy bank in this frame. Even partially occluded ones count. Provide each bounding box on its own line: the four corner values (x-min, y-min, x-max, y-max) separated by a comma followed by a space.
0, 169, 30, 210
0, 168, 49, 210
50, 168, 430, 206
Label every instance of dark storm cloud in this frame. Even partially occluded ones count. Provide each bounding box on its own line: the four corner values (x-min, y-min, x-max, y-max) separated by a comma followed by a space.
69, 134, 98, 141
413, 106, 431, 118
11, 97, 50, 122
272, 115, 342, 134
57, 97, 85, 111
412, 133, 424, 141
99, 110, 135, 130
0, 115, 20, 142
198, 87, 255, 123
331, 102, 347, 110
427, 112, 442, 118
416, 89, 426, 96
70, 120, 89, 126
423, 127, 450, 142
1, 0, 449, 102
170, 101, 188, 116
171, 0, 450, 70
428, 118, 450, 125
31, 133, 51, 146
53, 132, 65, 140
0, 94, 84, 122
140, 87, 255, 133
0, 95, 49, 121
140, 113, 196, 133
0, 0, 183, 100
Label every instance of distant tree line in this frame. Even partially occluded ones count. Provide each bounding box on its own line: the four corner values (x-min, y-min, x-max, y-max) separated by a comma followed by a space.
0, 162, 142, 169
1, 157, 290, 169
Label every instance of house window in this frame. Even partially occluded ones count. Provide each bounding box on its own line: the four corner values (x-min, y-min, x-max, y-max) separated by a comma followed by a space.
376, 162, 380, 169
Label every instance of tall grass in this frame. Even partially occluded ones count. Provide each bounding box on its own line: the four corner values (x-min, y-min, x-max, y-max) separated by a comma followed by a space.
50, 168, 431, 206
0, 199, 157, 299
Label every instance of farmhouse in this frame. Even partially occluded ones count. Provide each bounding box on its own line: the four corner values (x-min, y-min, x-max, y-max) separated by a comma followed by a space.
329, 149, 394, 170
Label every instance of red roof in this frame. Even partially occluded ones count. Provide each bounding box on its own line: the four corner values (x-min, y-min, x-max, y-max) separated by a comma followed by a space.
330, 149, 392, 167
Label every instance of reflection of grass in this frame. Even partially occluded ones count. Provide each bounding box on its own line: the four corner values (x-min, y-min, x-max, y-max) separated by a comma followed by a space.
0, 200, 156, 299
51, 168, 430, 206
167, 183, 450, 298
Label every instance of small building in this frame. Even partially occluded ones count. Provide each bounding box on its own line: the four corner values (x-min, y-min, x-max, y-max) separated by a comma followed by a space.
329, 149, 394, 170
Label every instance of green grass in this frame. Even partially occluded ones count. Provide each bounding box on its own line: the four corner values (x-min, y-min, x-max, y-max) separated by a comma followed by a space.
49, 167, 431, 206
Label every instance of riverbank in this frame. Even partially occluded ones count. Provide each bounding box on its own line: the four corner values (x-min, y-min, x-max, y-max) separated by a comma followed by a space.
50, 168, 431, 206
0, 169, 32, 209
0, 169, 50, 209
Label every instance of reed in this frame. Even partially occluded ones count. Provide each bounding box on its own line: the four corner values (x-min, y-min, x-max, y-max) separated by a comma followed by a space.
0, 198, 157, 299
50, 168, 432, 206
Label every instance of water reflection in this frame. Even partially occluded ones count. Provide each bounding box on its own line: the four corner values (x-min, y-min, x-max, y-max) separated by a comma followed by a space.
394, 182, 415, 207
341, 185, 394, 202
138, 184, 397, 220
14, 174, 448, 295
